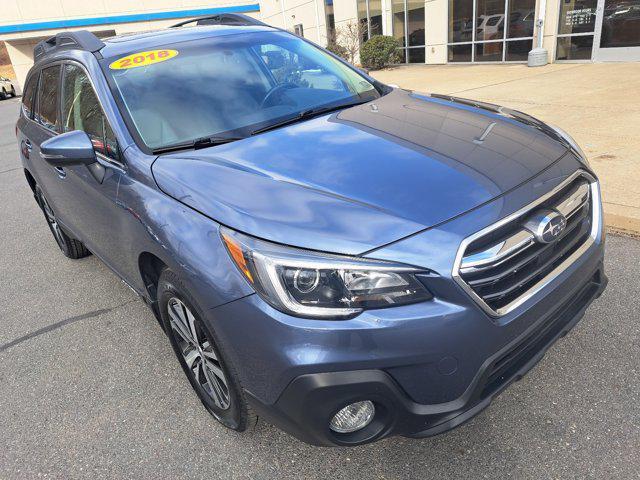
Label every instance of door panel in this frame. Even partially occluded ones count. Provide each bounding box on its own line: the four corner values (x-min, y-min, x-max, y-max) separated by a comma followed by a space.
56, 159, 122, 260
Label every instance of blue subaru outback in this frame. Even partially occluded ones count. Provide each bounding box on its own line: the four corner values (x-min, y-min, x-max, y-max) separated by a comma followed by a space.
17, 14, 607, 446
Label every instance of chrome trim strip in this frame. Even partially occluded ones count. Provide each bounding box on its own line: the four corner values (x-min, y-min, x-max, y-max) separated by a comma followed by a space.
460, 178, 590, 274
556, 182, 590, 218
452, 170, 600, 318
460, 229, 534, 273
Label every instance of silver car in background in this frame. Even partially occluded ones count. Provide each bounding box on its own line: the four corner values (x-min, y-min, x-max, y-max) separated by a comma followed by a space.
0, 76, 16, 99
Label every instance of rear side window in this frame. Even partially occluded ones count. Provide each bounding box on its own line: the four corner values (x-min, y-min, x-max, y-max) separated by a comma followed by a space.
62, 64, 120, 161
37, 65, 61, 131
22, 73, 38, 119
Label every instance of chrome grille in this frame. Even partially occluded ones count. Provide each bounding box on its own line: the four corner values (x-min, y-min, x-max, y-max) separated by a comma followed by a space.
453, 171, 600, 317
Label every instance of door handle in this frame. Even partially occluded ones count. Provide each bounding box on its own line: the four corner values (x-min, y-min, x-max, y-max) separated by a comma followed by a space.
54, 166, 66, 178
21, 139, 32, 159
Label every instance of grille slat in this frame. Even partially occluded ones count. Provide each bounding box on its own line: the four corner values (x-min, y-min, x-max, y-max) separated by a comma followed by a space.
455, 173, 596, 315
466, 209, 588, 289
479, 221, 590, 303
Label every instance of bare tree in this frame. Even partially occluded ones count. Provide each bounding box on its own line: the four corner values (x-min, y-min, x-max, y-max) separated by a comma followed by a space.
334, 20, 367, 65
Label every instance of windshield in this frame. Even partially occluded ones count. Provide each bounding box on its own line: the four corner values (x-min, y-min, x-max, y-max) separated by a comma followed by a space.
102, 31, 381, 151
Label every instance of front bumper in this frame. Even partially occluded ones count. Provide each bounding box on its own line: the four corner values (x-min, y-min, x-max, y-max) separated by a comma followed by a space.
244, 261, 607, 446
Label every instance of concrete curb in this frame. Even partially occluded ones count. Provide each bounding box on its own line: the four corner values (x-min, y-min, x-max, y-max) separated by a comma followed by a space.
605, 212, 640, 238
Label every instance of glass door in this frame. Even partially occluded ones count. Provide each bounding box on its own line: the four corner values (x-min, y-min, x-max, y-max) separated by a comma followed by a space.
593, 0, 640, 60
555, 0, 598, 60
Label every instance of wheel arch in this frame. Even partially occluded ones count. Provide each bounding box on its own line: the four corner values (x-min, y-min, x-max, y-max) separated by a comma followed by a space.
138, 251, 168, 304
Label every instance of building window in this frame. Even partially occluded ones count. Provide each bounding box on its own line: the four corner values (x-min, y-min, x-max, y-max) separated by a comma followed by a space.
392, 0, 426, 63
555, 0, 596, 60
294, 24, 304, 37
599, 0, 640, 49
357, 0, 384, 43
325, 0, 336, 42
448, 0, 535, 62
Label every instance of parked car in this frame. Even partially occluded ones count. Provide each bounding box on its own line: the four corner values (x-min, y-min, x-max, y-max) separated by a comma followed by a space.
17, 14, 607, 447
476, 13, 504, 41
0, 76, 17, 99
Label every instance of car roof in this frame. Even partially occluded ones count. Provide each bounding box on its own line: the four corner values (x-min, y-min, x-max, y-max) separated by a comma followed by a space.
100, 25, 277, 58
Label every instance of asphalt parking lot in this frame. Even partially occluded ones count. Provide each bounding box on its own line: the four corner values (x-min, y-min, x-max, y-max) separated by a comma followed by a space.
1, 96, 639, 479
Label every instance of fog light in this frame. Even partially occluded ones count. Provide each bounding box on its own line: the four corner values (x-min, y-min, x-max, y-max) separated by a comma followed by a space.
329, 401, 375, 433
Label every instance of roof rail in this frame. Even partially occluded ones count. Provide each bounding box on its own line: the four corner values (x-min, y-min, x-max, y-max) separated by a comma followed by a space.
170, 13, 268, 28
34, 30, 105, 61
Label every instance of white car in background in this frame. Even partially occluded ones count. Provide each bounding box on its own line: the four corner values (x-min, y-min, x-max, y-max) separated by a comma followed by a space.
0, 76, 16, 99
476, 14, 505, 41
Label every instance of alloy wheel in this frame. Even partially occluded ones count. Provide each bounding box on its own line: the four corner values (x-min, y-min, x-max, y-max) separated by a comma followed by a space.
38, 190, 67, 251
167, 297, 231, 410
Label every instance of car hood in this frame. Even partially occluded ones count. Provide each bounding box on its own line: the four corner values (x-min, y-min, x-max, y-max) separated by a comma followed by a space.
151, 89, 570, 255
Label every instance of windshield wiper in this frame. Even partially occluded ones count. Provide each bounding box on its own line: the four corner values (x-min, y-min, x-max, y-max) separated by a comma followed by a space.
152, 135, 245, 155
250, 99, 369, 136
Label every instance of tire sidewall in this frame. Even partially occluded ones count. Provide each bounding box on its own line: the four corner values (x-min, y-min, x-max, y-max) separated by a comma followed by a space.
158, 270, 245, 430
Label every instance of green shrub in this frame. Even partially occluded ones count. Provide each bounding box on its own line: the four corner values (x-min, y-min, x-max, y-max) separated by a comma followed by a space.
360, 35, 403, 70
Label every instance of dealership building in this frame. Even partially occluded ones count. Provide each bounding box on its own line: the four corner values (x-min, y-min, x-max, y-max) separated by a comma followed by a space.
1, 0, 639, 88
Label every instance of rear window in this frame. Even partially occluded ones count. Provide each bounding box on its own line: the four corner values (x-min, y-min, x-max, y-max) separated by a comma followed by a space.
22, 73, 39, 119
37, 65, 61, 132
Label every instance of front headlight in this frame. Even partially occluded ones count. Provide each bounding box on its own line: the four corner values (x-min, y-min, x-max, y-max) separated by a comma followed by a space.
549, 124, 589, 165
221, 227, 432, 319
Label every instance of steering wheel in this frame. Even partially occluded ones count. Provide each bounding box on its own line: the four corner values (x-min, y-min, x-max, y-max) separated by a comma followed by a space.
260, 82, 298, 109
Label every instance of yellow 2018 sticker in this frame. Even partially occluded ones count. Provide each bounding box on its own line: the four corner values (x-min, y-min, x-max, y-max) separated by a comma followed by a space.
109, 49, 178, 70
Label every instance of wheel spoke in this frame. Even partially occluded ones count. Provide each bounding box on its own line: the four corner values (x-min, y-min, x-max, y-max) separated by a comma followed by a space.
183, 304, 199, 345
204, 359, 226, 384
51, 222, 65, 247
45, 209, 55, 223
168, 301, 194, 345
183, 347, 200, 370
193, 360, 202, 384
201, 341, 218, 361
41, 198, 56, 223
203, 362, 229, 408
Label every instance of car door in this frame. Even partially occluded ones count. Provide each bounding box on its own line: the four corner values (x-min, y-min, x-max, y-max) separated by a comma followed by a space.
25, 64, 72, 227
52, 61, 126, 268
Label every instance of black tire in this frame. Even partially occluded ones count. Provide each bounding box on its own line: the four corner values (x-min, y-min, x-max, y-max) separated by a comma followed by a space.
158, 268, 257, 432
0, 88, 6, 100
34, 185, 91, 259
10, 86, 16, 97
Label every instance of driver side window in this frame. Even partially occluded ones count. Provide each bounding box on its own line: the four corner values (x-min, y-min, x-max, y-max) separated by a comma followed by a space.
61, 64, 120, 162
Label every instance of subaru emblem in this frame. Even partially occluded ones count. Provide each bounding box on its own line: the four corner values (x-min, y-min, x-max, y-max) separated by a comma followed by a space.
524, 210, 567, 244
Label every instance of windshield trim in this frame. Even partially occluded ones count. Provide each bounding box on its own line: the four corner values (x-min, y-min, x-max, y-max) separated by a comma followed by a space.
98, 30, 389, 156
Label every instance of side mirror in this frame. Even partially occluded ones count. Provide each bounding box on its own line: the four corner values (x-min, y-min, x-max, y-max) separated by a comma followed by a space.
41, 130, 96, 167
